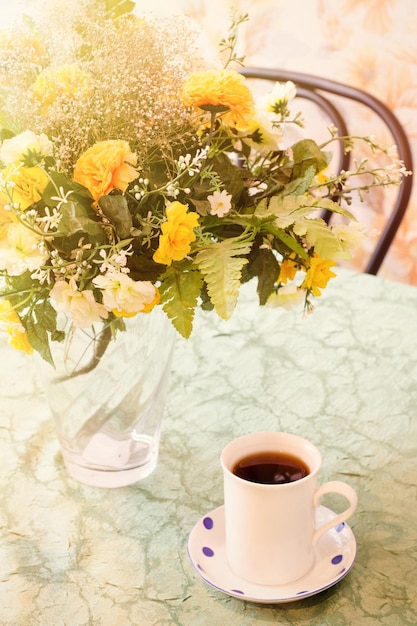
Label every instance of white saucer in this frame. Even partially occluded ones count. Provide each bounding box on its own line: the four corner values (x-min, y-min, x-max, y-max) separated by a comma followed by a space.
187, 505, 356, 604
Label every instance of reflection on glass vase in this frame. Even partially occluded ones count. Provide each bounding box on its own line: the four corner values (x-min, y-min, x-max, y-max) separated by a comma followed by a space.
38, 307, 176, 488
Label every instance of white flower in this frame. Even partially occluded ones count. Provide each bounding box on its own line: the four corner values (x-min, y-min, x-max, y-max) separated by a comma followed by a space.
331, 222, 366, 257
93, 271, 158, 316
0, 130, 53, 165
266, 284, 305, 310
207, 189, 232, 217
50, 279, 108, 328
263, 81, 297, 112
0, 223, 49, 275
246, 106, 284, 155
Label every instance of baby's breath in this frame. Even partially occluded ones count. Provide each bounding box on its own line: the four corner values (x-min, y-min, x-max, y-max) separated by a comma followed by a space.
1, 0, 204, 174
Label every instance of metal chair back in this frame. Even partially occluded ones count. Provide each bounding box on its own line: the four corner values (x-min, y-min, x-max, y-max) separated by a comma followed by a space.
240, 67, 413, 275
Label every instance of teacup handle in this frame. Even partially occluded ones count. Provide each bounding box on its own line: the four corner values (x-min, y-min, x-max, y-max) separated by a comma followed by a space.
312, 481, 358, 546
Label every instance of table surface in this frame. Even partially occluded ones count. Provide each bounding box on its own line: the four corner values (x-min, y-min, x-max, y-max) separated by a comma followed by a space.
1, 268, 417, 626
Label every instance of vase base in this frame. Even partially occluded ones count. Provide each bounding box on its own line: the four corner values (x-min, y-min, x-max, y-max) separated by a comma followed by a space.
60, 429, 161, 487
63, 454, 159, 488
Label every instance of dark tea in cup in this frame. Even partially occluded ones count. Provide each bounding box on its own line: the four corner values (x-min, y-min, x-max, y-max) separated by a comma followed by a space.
232, 450, 309, 484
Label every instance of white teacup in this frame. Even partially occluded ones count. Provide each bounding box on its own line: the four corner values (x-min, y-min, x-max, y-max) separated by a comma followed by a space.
221, 431, 357, 586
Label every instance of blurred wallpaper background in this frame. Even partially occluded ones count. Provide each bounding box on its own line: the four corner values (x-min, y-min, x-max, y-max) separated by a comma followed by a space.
2, 0, 416, 284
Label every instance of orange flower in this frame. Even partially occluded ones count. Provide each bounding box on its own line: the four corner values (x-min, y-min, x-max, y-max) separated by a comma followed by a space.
279, 256, 299, 284
181, 69, 255, 130
301, 254, 337, 296
73, 140, 138, 203
153, 201, 199, 266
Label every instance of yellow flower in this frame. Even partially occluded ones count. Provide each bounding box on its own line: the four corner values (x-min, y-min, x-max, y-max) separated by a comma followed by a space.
180, 69, 255, 130
301, 254, 337, 296
279, 256, 299, 284
153, 201, 199, 266
317, 169, 329, 184
73, 140, 138, 203
0, 300, 33, 354
33, 63, 91, 110
0, 201, 17, 230
141, 288, 160, 313
2, 164, 49, 210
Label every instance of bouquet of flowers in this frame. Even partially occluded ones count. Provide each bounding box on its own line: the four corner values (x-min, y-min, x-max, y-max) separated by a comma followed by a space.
0, 0, 406, 365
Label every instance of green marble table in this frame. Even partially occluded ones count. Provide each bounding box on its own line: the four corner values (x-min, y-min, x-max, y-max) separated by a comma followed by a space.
1, 268, 417, 625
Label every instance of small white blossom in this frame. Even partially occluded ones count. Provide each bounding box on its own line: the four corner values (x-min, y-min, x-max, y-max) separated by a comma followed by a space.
166, 182, 180, 198
207, 189, 232, 217
50, 187, 74, 210
31, 267, 52, 285
175, 147, 208, 176
98, 247, 132, 274
36, 206, 62, 232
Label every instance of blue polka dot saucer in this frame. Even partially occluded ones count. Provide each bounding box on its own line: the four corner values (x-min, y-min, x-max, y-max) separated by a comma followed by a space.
187, 505, 356, 604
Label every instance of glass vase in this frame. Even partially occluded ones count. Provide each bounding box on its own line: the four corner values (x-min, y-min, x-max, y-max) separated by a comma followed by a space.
38, 307, 176, 488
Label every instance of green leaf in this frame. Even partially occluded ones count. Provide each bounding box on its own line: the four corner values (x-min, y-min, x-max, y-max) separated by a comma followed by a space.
262, 193, 356, 227
196, 237, 251, 320
4, 272, 34, 305
260, 194, 316, 228
98, 194, 133, 239
127, 250, 164, 282
264, 223, 310, 261
158, 267, 203, 339
291, 139, 329, 180
105, 0, 135, 18
253, 248, 281, 305
42, 173, 90, 206
58, 201, 106, 242
189, 197, 211, 217
282, 165, 316, 196
0, 127, 15, 142
36, 298, 58, 330
315, 197, 357, 221
209, 152, 249, 200
24, 315, 54, 365
21, 299, 63, 365
293, 218, 354, 260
